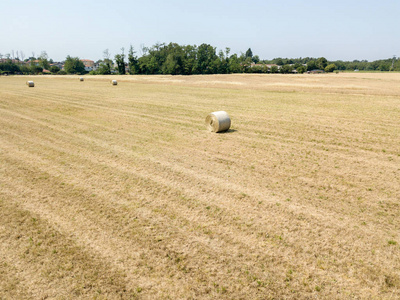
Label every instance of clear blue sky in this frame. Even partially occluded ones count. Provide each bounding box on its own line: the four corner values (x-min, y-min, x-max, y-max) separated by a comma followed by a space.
1, 0, 399, 62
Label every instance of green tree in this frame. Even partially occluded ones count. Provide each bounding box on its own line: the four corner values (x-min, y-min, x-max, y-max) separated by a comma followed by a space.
161, 43, 184, 75
280, 64, 293, 73
307, 60, 317, 71
324, 63, 336, 72
275, 58, 284, 66
296, 66, 307, 74
194, 43, 217, 74
227, 54, 242, 73
245, 48, 253, 59
19, 64, 30, 74
128, 45, 139, 74
378, 62, 390, 71
183, 45, 197, 75
97, 61, 111, 75
38, 51, 50, 70
30, 65, 43, 74
252, 55, 260, 64
64, 56, 86, 74
225, 47, 231, 59
115, 48, 126, 75
49, 65, 60, 73
242, 57, 253, 73
316, 57, 328, 70
270, 66, 279, 73
99, 49, 112, 74
0, 59, 20, 74
138, 55, 159, 74
293, 63, 302, 69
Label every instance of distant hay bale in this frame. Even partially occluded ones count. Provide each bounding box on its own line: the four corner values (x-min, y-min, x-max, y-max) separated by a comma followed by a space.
111, 80, 118, 85
26, 81, 34, 87
205, 111, 231, 133
80, 77, 84, 81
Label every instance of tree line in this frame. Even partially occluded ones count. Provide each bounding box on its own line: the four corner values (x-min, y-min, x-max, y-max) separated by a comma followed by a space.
1, 43, 399, 75
264, 57, 399, 72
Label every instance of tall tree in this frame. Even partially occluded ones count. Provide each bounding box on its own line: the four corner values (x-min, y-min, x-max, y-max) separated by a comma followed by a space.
98, 49, 112, 74
39, 51, 50, 70
128, 45, 139, 74
183, 44, 197, 75
104, 49, 112, 72
225, 47, 231, 59
245, 48, 253, 59
161, 43, 184, 75
228, 54, 242, 73
115, 48, 125, 74
194, 43, 217, 74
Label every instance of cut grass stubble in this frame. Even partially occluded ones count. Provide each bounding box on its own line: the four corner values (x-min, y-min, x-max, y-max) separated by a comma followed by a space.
0, 73, 399, 299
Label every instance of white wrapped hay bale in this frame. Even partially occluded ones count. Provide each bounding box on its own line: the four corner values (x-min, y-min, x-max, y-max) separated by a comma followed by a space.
111, 80, 118, 85
26, 81, 34, 87
205, 111, 231, 133
80, 77, 84, 81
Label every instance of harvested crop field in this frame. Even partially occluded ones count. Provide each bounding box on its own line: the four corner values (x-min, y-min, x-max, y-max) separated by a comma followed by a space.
0, 73, 399, 299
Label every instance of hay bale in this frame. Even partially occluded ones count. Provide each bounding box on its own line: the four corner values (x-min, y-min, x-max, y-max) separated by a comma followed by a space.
111, 80, 118, 85
205, 111, 231, 133
26, 81, 34, 87
80, 77, 84, 81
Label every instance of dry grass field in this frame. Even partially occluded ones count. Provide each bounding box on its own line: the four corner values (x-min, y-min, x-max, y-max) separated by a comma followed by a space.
0, 73, 399, 299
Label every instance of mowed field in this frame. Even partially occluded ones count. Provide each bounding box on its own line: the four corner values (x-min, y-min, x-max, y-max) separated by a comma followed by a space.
0, 73, 399, 299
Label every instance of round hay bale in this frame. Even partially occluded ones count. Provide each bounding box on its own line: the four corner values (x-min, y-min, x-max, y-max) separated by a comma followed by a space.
111, 80, 118, 85
80, 77, 84, 81
205, 111, 231, 133
26, 81, 35, 87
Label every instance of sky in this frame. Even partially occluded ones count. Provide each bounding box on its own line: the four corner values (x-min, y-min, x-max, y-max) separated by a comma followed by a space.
1, 0, 399, 62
